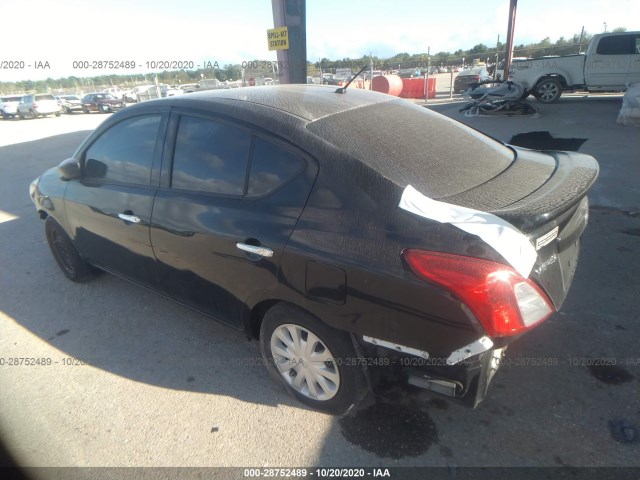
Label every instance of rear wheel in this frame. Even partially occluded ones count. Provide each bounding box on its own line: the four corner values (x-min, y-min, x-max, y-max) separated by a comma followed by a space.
18, 110, 25, 119
30, 109, 38, 119
45, 217, 95, 282
260, 303, 368, 414
82, 106, 89, 114
534, 78, 562, 103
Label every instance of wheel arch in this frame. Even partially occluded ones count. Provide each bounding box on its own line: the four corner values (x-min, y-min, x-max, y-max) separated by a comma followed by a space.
247, 297, 336, 339
535, 73, 569, 89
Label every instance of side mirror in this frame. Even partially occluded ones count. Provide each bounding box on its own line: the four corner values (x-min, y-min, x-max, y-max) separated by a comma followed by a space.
58, 157, 81, 181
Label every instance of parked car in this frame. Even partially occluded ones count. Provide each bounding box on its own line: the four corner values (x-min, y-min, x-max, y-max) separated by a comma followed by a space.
511, 31, 640, 103
81, 92, 125, 113
17, 94, 61, 118
0, 95, 22, 118
59, 95, 83, 113
453, 67, 493, 93
30, 85, 598, 414
123, 85, 160, 103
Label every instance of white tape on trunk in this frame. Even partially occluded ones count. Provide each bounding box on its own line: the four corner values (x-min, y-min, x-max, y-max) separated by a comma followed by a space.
399, 185, 537, 278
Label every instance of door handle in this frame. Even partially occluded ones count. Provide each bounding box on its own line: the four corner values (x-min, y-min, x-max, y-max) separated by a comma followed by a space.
236, 243, 273, 258
118, 213, 141, 223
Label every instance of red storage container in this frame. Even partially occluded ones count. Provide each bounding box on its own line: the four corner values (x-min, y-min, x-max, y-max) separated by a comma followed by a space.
371, 75, 403, 96
400, 77, 437, 99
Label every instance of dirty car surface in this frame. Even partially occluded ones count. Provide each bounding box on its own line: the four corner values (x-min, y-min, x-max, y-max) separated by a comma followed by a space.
30, 85, 598, 414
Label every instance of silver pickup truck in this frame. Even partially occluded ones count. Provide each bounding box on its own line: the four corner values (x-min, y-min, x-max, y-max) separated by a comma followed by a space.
511, 31, 640, 103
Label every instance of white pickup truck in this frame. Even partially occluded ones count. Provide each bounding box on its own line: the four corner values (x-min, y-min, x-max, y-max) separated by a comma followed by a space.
511, 31, 640, 103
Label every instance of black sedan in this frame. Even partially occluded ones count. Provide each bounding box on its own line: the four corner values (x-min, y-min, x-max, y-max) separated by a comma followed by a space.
81, 92, 125, 113
454, 67, 494, 93
30, 85, 598, 414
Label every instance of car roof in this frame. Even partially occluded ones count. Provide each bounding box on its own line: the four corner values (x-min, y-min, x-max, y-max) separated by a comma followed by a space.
154, 84, 395, 122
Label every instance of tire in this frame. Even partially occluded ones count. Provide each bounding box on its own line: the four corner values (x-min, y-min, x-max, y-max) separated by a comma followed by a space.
30, 109, 38, 119
18, 110, 25, 119
534, 78, 562, 103
55, 111, 61, 117
45, 217, 95, 282
82, 106, 89, 114
260, 303, 368, 415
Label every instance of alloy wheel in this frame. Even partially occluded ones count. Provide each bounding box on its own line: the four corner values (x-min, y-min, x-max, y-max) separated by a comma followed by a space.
538, 82, 559, 102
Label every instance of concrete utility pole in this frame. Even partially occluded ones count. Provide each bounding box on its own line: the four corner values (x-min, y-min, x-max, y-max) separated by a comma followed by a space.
271, 0, 307, 84
502, 0, 517, 81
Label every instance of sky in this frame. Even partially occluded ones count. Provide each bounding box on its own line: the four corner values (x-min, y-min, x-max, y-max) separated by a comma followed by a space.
1, 0, 638, 82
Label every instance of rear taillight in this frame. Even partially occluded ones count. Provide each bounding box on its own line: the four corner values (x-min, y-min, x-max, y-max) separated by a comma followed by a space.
402, 249, 554, 337
474, 75, 480, 81
33, 103, 38, 108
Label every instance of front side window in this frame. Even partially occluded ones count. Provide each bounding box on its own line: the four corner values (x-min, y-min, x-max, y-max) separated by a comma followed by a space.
171, 115, 252, 195
83, 115, 161, 185
596, 35, 635, 55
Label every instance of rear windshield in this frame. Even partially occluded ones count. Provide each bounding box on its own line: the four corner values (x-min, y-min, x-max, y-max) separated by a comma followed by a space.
35, 94, 55, 101
306, 100, 514, 198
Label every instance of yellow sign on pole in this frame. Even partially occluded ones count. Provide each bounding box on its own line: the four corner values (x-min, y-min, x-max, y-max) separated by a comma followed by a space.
267, 26, 289, 51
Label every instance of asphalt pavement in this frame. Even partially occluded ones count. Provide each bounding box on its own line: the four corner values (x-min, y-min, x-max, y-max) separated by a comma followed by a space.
0, 97, 638, 475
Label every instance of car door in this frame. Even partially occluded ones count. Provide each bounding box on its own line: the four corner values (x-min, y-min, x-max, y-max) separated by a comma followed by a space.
18, 95, 31, 115
64, 113, 167, 287
150, 112, 316, 328
585, 34, 635, 88
626, 33, 640, 85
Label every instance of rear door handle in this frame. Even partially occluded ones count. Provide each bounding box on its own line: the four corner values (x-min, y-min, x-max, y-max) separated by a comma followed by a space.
118, 213, 141, 223
236, 243, 273, 258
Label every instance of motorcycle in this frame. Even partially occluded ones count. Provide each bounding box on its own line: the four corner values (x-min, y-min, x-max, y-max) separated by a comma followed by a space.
460, 80, 538, 117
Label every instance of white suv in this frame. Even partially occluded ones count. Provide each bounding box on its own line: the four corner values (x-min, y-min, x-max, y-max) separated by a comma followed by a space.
0, 95, 22, 118
17, 94, 62, 119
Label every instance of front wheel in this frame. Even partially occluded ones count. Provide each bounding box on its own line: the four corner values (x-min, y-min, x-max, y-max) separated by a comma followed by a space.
45, 217, 96, 282
260, 303, 368, 415
534, 78, 562, 103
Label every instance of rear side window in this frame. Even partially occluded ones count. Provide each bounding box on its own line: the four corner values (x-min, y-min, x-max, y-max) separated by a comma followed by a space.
84, 115, 161, 185
248, 137, 305, 196
171, 115, 252, 196
596, 35, 635, 55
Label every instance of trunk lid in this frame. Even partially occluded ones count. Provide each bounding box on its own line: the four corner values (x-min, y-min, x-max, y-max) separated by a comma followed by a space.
442, 147, 598, 308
